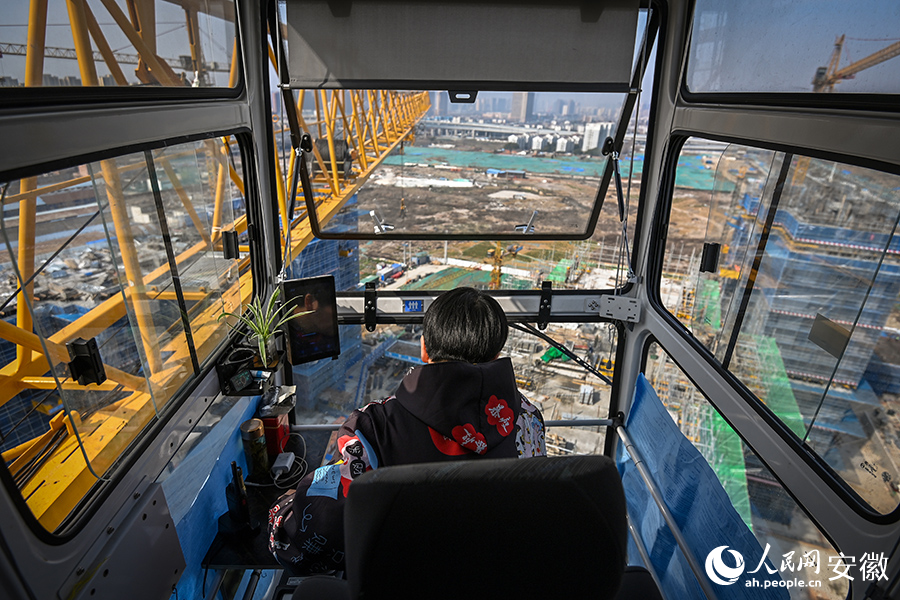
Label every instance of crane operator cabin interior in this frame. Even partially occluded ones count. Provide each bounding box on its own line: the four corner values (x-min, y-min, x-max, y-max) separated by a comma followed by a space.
0, 0, 900, 599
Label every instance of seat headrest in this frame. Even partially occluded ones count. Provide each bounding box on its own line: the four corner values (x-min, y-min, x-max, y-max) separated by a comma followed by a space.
344, 456, 627, 600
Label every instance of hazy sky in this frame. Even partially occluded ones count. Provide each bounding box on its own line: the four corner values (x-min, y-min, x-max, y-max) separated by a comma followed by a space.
689, 0, 900, 93
0, 0, 234, 84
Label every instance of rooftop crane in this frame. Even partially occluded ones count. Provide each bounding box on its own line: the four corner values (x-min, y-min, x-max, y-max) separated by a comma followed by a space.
812, 34, 900, 92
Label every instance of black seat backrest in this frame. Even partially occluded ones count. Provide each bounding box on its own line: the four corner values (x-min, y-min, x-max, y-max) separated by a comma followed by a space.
344, 455, 627, 600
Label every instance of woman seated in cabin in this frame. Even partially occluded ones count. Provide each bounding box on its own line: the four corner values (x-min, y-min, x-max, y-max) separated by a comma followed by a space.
268, 286, 546, 574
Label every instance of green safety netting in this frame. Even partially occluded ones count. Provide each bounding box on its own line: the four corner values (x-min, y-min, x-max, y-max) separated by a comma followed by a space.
402, 267, 531, 290
695, 278, 722, 330
755, 336, 807, 439
547, 258, 572, 283
384, 148, 728, 191
708, 409, 754, 531
540, 346, 571, 362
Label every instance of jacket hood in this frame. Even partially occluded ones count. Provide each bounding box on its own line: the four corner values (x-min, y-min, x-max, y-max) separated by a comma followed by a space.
394, 358, 520, 455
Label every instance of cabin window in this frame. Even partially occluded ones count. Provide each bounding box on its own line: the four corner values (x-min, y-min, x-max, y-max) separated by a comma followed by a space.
0, 0, 238, 90
148, 141, 245, 369
644, 342, 849, 600
301, 90, 626, 240
686, 0, 900, 95
280, 2, 656, 242
0, 135, 247, 533
659, 138, 900, 514
292, 322, 616, 459
273, 85, 648, 289
277, 84, 648, 290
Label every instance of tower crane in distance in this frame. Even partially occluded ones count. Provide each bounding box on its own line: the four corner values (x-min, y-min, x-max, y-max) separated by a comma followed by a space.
487, 243, 523, 290
812, 34, 900, 93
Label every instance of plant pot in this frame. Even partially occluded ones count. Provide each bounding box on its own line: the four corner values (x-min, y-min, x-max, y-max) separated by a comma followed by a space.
244, 330, 284, 370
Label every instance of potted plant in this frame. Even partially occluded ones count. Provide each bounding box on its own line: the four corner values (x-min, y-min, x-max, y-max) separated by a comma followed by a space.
218, 287, 309, 367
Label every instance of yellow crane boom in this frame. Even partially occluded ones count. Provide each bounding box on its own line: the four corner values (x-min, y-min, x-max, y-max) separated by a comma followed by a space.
813, 34, 900, 93
0, 2, 429, 530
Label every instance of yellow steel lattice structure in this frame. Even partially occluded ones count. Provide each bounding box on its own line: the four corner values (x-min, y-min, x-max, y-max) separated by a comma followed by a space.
0, 0, 429, 531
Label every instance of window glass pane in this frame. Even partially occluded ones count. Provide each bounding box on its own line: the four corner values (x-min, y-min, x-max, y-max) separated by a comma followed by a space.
91, 153, 194, 406
278, 14, 653, 285
0, 161, 155, 532
292, 319, 615, 465
660, 138, 900, 513
687, 0, 900, 94
282, 87, 645, 290
151, 138, 241, 368
302, 91, 623, 238
1, 0, 237, 90
645, 342, 848, 600
224, 136, 249, 271
0, 136, 247, 533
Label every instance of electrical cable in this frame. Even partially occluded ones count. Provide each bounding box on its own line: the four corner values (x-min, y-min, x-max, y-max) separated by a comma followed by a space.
13, 427, 67, 488
246, 432, 310, 489
274, 457, 308, 489
271, 2, 302, 284
0, 176, 116, 484
274, 433, 309, 489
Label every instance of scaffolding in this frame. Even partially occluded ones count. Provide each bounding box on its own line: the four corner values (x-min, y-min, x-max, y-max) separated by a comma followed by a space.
648, 350, 754, 530
547, 258, 573, 284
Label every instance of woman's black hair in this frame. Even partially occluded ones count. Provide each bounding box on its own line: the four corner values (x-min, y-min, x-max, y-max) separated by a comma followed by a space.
422, 287, 508, 364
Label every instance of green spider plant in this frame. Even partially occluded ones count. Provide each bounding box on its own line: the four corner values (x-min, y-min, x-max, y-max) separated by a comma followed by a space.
218, 287, 311, 366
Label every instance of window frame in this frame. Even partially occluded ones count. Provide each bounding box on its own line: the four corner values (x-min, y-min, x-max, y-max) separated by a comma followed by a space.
300, 9, 662, 243
0, 127, 256, 542
645, 131, 900, 524
0, 0, 245, 110
679, 1, 900, 113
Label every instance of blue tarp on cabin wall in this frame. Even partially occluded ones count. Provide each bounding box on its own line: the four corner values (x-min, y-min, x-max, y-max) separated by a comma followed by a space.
617, 375, 788, 600
161, 396, 278, 600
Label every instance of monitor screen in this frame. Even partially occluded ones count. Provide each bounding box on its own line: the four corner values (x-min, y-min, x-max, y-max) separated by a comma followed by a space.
283, 275, 341, 365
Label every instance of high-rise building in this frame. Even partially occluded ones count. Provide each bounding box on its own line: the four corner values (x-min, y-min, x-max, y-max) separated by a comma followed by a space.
556, 137, 574, 153
582, 122, 612, 153
430, 91, 449, 116
510, 92, 534, 123
272, 91, 282, 114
